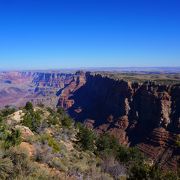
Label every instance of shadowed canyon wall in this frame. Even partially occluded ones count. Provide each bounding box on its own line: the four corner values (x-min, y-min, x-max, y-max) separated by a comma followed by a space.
0, 71, 179, 170
58, 72, 180, 170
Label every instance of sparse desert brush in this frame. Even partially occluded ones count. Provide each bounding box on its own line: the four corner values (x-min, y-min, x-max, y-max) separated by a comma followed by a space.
59, 114, 74, 129
25, 134, 38, 144
4, 146, 38, 178
12, 163, 62, 180
39, 133, 61, 152
34, 142, 53, 163
93, 172, 114, 180
68, 152, 95, 173
0, 157, 13, 180
49, 157, 68, 172
0, 104, 179, 179
48, 115, 60, 126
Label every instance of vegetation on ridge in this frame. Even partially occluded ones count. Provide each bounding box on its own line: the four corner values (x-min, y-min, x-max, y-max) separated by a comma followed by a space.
92, 72, 180, 85
0, 102, 179, 179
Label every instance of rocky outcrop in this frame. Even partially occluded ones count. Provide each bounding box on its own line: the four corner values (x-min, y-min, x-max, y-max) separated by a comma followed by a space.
138, 128, 179, 171
15, 125, 34, 139
57, 71, 86, 109
64, 74, 178, 132
66, 74, 134, 126
56, 73, 180, 170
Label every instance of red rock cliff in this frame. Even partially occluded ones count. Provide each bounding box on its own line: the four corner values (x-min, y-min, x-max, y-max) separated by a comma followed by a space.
57, 73, 180, 170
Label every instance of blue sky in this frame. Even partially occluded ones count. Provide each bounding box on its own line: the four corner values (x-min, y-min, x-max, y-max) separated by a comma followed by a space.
0, 0, 180, 70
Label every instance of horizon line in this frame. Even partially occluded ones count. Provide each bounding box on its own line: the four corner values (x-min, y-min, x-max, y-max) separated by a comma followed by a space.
0, 66, 180, 72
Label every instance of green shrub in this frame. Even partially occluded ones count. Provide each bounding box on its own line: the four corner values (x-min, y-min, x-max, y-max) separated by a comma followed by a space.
57, 107, 66, 115
3, 129, 21, 149
1, 107, 16, 117
116, 146, 129, 163
22, 110, 41, 132
5, 147, 36, 178
96, 133, 119, 155
61, 115, 73, 129
128, 163, 151, 180
0, 157, 13, 179
0, 116, 3, 124
76, 125, 96, 151
128, 147, 144, 163
0, 123, 7, 141
40, 134, 60, 152
163, 171, 179, 180
47, 114, 60, 126
25, 102, 33, 111
49, 157, 68, 172
128, 163, 179, 180
117, 146, 144, 164
46, 107, 55, 115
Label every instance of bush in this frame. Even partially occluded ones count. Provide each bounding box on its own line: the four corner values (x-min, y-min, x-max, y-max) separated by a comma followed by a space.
57, 107, 66, 115
3, 129, 21, 149
40, 134, 60, 153
5, 147, 36, 178
96, 133, 119, 155
34, 143, 53, 163
163, 171, 179, 180
128, 163, 151, 180
76, 125, 96, 151
46, 107, 54, 115
128, 163, 179, 180
117, 146, 144, 164
0, 119, 7, 141
116, 146, 129, 163
25, 102, 33, 111
0, 157, 13, 179
47, 114, 60, 126
0, 116, 3, 124
22, 110, 41, 132
49, 157, 68, 172
1, 107, 16, 117
61, 115, 73, 129
29, 166, 61, 180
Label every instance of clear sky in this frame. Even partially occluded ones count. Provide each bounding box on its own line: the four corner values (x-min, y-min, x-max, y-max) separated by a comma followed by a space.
0, 0, 180, 70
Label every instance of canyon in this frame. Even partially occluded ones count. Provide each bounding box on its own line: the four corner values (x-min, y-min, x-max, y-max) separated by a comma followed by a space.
0, 70, 179, 171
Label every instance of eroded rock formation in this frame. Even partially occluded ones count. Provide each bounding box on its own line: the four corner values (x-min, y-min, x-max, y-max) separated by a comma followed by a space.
57, 72, 180, 170
0, 70, 179, 170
